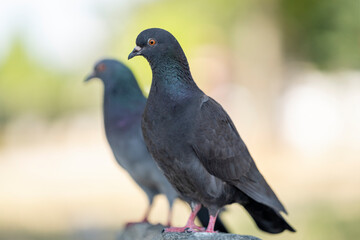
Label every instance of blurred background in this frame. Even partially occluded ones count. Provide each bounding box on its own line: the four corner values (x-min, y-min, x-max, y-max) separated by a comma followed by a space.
0, 0, 359, 239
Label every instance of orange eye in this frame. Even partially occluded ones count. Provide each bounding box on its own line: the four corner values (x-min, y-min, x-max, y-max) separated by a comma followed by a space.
96, 63, 106, 72
148, 38, 156, 46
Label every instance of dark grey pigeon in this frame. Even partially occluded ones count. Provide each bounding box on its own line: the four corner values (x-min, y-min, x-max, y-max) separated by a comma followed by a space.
85, 59, 229, 232
128, 28, 295, 234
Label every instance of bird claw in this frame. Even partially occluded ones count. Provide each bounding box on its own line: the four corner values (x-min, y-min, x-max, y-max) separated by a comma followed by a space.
163, 225, 205, 233
193, 227, 206, 232
185, 227, 205, 233
163, 227, 187, 233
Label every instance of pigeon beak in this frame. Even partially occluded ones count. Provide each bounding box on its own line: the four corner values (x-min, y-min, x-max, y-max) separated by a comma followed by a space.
128, 46, 142, 60
84, 72, 96, 82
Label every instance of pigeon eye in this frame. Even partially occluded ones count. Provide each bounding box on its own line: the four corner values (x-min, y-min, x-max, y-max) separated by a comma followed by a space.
148, 38, 156, 46
96, 63, 106, 72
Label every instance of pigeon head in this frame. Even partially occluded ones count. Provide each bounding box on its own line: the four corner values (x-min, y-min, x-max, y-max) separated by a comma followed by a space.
85, 59, 138, 90
85, 58, 146, 106
86, 59, 125, 83
128, 28, 187, 66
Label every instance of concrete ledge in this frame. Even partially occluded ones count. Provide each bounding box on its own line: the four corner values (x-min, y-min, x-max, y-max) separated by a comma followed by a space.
117, 223, 261, 240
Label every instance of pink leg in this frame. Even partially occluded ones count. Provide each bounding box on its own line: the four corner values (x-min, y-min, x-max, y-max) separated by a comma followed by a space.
205, 212, 219, 233
164, 203, 205, 233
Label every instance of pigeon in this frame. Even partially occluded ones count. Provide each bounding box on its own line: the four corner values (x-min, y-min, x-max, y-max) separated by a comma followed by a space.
85, 59, 229, 232
85, 59, 177, 225
128, 28, 295, 234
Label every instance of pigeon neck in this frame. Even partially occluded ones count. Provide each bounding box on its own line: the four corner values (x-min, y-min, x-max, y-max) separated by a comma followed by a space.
149, 56, 199, 98
104, 77, 144, 102
103, 80, 146, 120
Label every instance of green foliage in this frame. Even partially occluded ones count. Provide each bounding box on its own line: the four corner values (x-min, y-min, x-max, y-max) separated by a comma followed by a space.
111, 0, 254, 92
1, 0, 359, 125
0, 38, 100, 126
279, 0, 360, 69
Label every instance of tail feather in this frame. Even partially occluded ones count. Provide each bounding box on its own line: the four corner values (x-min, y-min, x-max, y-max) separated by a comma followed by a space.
243, 199, 295, 234
235, 162, 287, 214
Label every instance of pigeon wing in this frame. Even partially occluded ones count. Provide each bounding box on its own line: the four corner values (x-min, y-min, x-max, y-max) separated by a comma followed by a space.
191, 96, 286, 213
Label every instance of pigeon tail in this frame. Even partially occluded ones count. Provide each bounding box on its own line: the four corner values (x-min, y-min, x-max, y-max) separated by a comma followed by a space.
234, 161, 288, 214
242, 198, 295, 234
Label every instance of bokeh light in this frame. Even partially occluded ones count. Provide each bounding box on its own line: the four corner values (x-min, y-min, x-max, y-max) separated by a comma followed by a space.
0, 0, 359, 239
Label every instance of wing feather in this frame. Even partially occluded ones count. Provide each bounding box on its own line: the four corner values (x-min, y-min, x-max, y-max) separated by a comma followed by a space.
191, 96, 286, 213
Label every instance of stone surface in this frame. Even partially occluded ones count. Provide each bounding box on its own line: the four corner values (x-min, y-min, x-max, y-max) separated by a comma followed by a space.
117, 223, 261, 240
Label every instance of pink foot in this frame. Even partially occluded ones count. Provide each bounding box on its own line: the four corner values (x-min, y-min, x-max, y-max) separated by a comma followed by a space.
164, 224, 205, 233
163, 227, 190, 233
163, 203, 205, 233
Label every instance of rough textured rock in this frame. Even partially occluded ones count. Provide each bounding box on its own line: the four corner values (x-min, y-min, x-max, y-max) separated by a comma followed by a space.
117, 223, 261, 240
